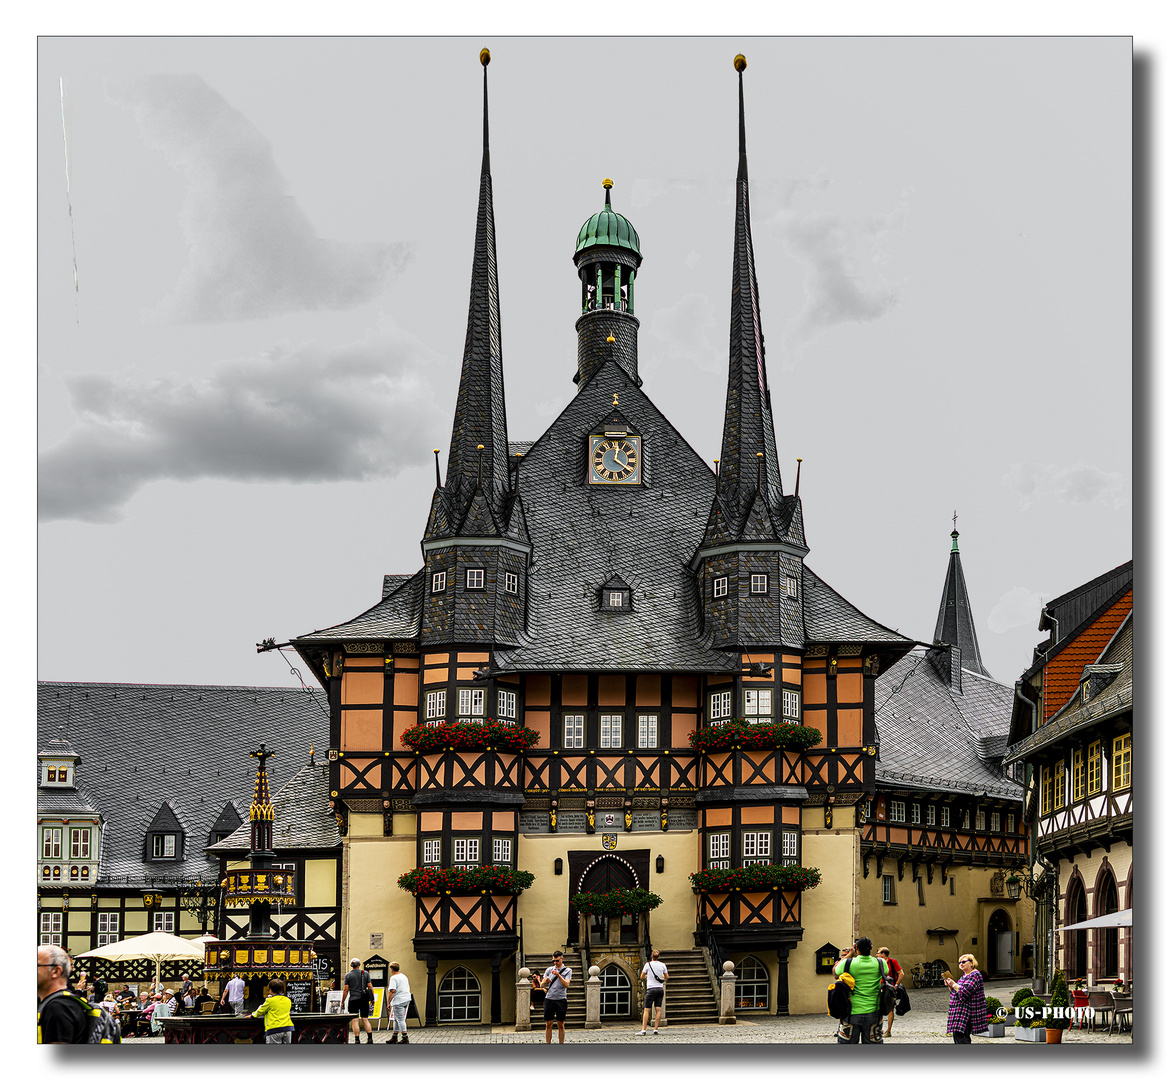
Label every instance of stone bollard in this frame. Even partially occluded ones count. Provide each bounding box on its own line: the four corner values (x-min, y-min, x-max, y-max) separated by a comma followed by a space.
585, 965, 602, 1028
515, 967, 531, 1031
719, 960, 736, 1025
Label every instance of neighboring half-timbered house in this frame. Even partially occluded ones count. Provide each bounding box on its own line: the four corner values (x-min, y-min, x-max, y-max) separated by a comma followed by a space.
37, 682, 328, 988
280, 53, 924, 1024
1006, 561, 1133, 990
867, 528, 1028, 980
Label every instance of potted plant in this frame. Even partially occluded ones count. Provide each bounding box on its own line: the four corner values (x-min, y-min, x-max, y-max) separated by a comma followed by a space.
1112, 978, 1126, 994
985, 995, 1004, 1037
1006, 986, 1033, 1028
1014, 996, 1047, 1041
1046, 967, 1071, 1043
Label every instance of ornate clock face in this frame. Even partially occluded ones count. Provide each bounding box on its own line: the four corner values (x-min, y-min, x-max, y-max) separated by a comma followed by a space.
589, 435, 641, 484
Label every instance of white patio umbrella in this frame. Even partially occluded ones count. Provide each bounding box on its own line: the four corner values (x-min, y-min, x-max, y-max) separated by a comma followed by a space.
1058, 908, 1132, 931
76, 930, 207, 989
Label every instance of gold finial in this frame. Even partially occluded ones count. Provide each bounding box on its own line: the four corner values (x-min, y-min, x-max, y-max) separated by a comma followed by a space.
515, 452, 522, 458
613, 392, 619, 406
756, 451, 764, 458
734, 54, 747, 73
607, 334, 616, 344
602, 178, 613, 189
480, 48, 491, 66
477, 444, 485, 450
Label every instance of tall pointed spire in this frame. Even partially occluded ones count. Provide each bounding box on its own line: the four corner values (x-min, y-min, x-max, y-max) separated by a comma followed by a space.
715, 54, 784, 526
443, 47, 510, 525
933, 524, 992, 677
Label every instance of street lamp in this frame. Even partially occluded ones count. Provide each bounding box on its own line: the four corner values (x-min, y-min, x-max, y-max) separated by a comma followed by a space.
1006, 864, 1056, 903
178, 878, 222, 935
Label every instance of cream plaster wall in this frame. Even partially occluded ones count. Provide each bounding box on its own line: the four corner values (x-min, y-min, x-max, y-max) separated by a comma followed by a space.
786, 824, 859, 1015
304, 857, 336, 908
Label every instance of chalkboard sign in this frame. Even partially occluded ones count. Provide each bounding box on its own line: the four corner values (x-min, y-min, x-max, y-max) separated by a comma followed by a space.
286, 980, 314, 1014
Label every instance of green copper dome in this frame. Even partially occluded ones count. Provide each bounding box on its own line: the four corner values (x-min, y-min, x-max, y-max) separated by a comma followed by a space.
574, 180, 641, 259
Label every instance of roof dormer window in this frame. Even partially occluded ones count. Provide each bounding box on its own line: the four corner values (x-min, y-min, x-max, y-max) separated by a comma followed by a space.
599, 575, 633, 613
153, 834, 176, 859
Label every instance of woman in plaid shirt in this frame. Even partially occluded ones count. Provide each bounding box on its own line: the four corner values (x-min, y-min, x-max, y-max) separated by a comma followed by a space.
943, 954, 988, 1043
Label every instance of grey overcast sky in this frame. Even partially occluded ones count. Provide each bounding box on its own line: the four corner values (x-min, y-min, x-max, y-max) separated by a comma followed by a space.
36, 32, 1137, 694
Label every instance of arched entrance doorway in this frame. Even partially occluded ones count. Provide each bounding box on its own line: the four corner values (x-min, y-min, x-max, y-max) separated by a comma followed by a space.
987, 908, 1014, 974
1066, 878, 1088, 980
570, 854, 640, 945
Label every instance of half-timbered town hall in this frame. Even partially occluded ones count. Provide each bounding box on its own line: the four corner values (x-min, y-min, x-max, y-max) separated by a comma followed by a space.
278, 53, 1026, 1024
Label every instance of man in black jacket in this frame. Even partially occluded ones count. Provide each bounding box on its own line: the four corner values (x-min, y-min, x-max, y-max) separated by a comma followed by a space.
38, 946, 86, 1043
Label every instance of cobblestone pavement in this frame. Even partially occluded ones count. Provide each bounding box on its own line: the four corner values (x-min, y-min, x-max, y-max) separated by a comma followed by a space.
123, 982, 1132, 1047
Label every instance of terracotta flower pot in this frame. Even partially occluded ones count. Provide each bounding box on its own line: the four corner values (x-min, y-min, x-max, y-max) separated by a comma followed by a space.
1045, 1027, 1063, 1043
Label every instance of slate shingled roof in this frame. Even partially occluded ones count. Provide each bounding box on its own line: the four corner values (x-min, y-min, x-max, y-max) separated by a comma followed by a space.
208, 758, 340, 853
802, 567, 915, 647
37, 683, 329, 886
301, 570, 424, 643
874, 650, 1018, 799
493, 361, 737, 672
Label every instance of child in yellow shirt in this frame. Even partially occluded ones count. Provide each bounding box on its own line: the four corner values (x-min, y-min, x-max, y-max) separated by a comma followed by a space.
247, 978, 295, 1044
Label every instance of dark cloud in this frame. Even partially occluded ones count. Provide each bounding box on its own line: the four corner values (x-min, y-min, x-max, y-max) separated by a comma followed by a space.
38, 327, 446, 523
769, 194, 906, 367
108, 74, 409, 322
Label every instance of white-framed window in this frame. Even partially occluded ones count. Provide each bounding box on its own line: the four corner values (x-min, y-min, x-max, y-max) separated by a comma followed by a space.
742, 831, 772, 865
423, 838, 441, 864
42, 827, 62, 860
975, 808, 986, 831
465, 568, 484, 590
153, 834, 176, 859
605, 591, 623, 608
990, 811, 1001, 832
452, 837, 480, 867
70, 828, 90, 859
152, 911, 175, 933
1006, 812, 1015, 834
40, 911, 63, 946
781, 689, 801, 722
780, 830, 798, 866
458, 687, 485, 718
426, 689, 447, 721
504, 572, 518, 594
750, 573, 768, 594
637, 714, 658, 749
431, 571, 447, 593
882, 875, 896, 904
961, 809, 970, 830
497, 689, 517, 719
785, 576, 798, 598
713, 576, 728, 598
97, 912, 120, 947
492, 837, 512, 865
889, 800, 906, 823
743, 689, 773, 719
600, 714, 623, 749
941, 806, 951, 828
910, 803, 921, 825
709, 690, 733, 722
707, 832, 730, 869
563, 715, 584, 749
736, 955, 770, 1010
926, 804, 936, 826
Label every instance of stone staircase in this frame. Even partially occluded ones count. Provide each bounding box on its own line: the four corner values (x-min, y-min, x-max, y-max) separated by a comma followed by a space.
522, 948, 719, 1028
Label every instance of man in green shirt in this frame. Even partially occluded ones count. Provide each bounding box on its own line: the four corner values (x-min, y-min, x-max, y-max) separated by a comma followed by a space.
833, 937, 889, 1044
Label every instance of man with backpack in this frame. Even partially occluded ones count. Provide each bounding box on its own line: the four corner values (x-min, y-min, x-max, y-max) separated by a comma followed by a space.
832, 937, 889, 1044
38, 945, 121, 1043
342, 958, 374, 1044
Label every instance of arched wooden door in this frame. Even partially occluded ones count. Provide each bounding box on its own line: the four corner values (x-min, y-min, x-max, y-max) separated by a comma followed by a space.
569, 855, 639, 944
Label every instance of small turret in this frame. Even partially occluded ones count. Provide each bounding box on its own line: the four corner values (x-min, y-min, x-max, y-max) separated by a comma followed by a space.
573, 179, 643, 389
